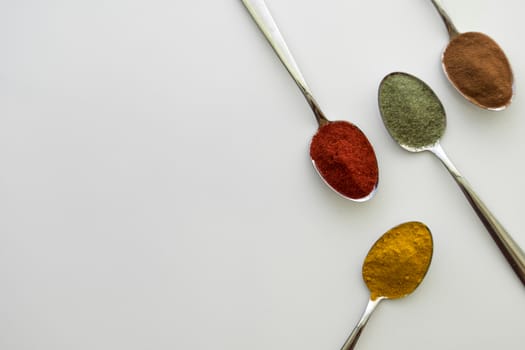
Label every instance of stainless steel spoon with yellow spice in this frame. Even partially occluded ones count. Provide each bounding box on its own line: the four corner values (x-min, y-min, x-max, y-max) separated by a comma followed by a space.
430, 0, 513, 110
340, 222, 433, 350
378, 72, 525, 286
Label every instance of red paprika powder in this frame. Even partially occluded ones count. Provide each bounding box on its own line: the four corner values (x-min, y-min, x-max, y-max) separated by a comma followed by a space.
310, 121, 379, 200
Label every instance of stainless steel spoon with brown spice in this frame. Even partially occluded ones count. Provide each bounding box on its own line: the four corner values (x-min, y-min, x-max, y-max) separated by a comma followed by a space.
430, 0, 514, 110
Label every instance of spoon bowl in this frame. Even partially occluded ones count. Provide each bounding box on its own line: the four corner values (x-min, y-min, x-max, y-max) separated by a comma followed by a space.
430, 0, 514, 110
377, 72, 446, 153
241, 0, 378, 201
340, 221, 433, 350
310, 120, 379, 201
378, 72, 525, 286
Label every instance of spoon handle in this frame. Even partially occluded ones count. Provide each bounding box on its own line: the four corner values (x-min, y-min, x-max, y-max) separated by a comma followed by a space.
431, 143, 525, 286
240, 0, 329, 126
340, 298, 382, 350
430, 0, 460, 39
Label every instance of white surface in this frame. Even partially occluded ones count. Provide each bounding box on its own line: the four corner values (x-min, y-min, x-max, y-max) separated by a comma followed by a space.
1, 0, 525, 349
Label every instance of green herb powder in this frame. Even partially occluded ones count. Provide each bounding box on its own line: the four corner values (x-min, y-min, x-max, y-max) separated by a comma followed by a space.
378, 73, 446, 150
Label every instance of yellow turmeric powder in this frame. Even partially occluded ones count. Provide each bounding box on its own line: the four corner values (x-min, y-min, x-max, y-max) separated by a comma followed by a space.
363, 222, 433, 300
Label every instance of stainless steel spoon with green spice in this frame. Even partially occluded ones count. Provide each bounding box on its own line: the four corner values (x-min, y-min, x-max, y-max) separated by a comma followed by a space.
378, 72, 525, 286
240, 0, 379, 201
430, 0, 514, 110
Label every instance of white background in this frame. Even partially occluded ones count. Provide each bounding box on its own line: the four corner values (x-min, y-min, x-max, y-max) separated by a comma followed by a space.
2, 0, 525, 349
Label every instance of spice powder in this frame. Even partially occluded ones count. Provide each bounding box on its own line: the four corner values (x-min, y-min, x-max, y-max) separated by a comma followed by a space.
378, 73, 446, 150
443, 32, 513, 109
310, 121, 378, 200
363, 221, 433, 301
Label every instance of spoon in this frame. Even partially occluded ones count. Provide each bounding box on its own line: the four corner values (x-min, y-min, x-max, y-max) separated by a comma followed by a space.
378, 72, 525, 286
240, 0, 379, 201
430, 0, 513, 110
340, 221, 433, 350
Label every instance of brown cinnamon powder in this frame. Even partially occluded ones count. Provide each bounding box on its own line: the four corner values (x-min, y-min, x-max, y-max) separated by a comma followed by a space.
443, 32, 513, 109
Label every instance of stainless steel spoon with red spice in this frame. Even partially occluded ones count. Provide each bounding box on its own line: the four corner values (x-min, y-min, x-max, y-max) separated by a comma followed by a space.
430, 0, 514, 110
241, 0, 379, 201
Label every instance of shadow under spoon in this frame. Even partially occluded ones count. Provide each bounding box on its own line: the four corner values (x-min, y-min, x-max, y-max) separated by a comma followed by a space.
241, 0, 378, 201
378, 72, 525, 286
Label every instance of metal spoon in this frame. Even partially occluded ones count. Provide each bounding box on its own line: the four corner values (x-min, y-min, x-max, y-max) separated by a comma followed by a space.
240, 0, 379, 201
341, 221, 433, 350
430, 0, 514, 110
378, 72, 525, 286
